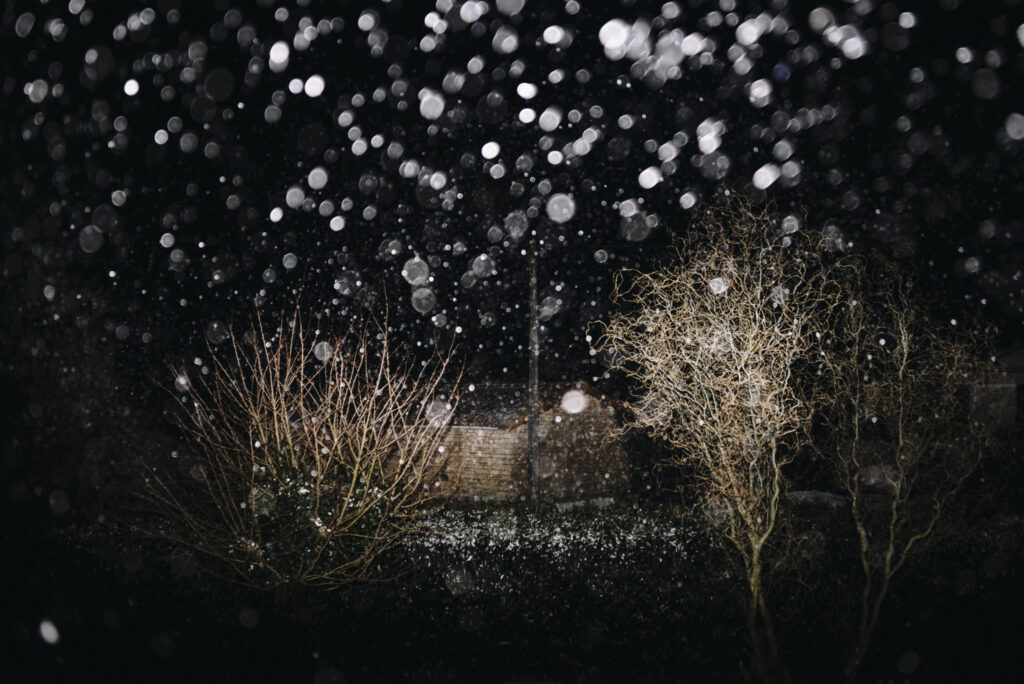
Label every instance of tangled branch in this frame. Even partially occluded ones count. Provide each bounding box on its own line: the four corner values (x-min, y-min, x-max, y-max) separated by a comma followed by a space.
141, 310, 460, 591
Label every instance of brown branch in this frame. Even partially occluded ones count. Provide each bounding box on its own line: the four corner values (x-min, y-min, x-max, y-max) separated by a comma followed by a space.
593, 198, 838, 682
138, 307, 461, 591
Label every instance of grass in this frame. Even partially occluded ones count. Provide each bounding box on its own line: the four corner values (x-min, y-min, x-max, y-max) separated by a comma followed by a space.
9, 494, 1024, 682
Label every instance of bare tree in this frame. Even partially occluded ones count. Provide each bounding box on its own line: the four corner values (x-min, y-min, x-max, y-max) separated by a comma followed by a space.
594, 200, 839, 683
819, 256, 997, 682
141, 310, 459, 592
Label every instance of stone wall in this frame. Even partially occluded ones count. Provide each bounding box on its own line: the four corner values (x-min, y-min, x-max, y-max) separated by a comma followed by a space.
439, 398, 630, 502
438, 426, 525, 500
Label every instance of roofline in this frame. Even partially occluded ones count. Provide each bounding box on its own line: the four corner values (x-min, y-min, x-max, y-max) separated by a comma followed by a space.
448, 380, 627, 430
501, 381, 626, 430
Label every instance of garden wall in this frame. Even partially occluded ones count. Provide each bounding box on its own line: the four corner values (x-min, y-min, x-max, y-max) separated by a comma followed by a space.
438, 398, 631, 502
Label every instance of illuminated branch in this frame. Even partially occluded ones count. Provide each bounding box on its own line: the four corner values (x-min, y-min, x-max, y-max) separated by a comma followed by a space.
594, 199, 841, 683
140, 309, 459, 592
817, 255, 997, 683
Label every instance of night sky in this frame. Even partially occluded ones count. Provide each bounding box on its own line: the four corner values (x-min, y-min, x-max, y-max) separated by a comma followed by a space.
2, 0, 1022, 393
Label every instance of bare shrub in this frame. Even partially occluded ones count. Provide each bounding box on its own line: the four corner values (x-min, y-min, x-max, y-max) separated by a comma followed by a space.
141, 311, 459, 591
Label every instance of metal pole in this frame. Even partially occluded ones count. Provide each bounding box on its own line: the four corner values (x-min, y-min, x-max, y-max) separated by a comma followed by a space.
528, 239, 540, 508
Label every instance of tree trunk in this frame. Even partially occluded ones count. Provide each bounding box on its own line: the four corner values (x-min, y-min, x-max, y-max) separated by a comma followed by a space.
845, 576, 892, 684
747, 547, 788, 683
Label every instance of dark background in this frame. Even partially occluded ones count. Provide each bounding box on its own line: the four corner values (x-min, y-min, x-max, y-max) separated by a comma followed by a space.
2, 0, 1023, 680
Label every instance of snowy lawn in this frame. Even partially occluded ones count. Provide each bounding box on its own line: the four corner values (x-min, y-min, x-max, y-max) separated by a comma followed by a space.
391, 502, 715, 602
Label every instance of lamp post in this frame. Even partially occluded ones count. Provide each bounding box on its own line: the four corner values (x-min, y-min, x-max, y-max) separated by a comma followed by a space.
527, 238, 540, 509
